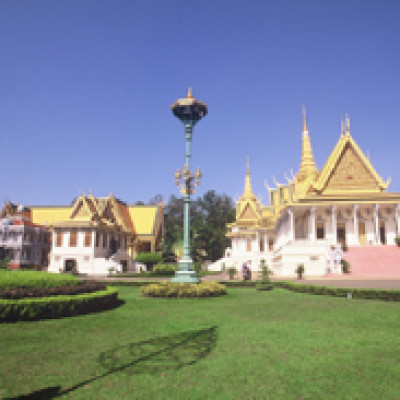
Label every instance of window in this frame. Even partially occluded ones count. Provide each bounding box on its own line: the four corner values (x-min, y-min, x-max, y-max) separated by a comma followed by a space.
84, 231, 92, 247
56, 232, 63, 247
95, 232, 100, 247
103, 233, 107, 248
70, 231, 77, 247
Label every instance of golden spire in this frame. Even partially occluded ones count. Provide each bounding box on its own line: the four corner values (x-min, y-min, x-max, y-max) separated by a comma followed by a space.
187, 87, 193, 99
241, 157, 256, 201
302, 105, 308, 134
297, 107, 318, 181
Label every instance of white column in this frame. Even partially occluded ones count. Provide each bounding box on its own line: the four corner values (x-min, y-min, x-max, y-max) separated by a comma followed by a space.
255, 230, 260, 253
310, 206, 316, 241
288, 208, 294, 241
332, 206, 337, 244
396, 204, 400, 237
375, 204, 380, 244
353, 204, 359, 245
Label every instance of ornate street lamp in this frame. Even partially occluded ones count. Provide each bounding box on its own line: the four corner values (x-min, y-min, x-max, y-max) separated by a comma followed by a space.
170, 88, 208, 283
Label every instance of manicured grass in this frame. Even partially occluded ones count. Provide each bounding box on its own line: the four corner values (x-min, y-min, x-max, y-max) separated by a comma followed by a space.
1, 287, 400, 399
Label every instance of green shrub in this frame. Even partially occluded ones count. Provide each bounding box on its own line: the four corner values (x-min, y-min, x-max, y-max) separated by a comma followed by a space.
256, 282, 274, 291
395, 237, 400, 247
227, 267, 237, 280
0, 257, 10, 269
151, 264, 177, 276
0, 281, 106, 299
0, 287, 119, 321
194, 262, 202, 274
136, 252, 162, 271
0, 270, 81, 290
219, 280, 256, 288
341, 259, 351, 274
274, 281, 400, 302
259, 259, 273, 282
295, 264, 305, 279
141, 282, 227, 298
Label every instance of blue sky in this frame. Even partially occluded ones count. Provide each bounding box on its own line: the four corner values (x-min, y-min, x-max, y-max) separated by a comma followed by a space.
1, 0, 399, 206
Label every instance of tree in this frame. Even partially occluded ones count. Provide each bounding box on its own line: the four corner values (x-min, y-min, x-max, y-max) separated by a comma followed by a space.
162, 191, 235, 263
148, 194, 164, 205
136, 252, 162, 271
194, 190, 235, 261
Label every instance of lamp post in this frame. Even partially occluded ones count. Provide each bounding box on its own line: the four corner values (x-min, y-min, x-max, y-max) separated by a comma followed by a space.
170, 88, 208, 283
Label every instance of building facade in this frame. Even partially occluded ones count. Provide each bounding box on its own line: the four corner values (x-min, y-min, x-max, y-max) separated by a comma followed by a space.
1, 194, 164, 274
212, 112, 400, 276
0, 211, 50, 270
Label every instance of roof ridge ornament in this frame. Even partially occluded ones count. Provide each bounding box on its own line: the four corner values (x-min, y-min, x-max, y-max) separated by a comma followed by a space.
345, 114, 351, 136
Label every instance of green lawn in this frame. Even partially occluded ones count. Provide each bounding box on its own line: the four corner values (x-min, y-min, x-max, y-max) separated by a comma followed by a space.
1, 287, 400, 399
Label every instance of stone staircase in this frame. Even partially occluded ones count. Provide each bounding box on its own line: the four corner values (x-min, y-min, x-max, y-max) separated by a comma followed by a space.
344, 246, 400, 277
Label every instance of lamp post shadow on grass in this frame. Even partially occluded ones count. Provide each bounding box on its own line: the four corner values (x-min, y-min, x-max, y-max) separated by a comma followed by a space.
6, 326, 218, 400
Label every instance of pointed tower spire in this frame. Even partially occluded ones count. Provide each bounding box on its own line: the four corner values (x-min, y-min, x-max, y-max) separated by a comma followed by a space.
302, 105, 308, 134
296, 107, 318, 182
241, 157, 256, 201
187, 87, 193, 99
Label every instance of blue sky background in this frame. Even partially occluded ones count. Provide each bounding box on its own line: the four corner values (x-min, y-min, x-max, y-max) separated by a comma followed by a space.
1, 0, 399, 206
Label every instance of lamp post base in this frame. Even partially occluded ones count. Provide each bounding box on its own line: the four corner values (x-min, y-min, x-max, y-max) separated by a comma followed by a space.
171, 259, 199, 283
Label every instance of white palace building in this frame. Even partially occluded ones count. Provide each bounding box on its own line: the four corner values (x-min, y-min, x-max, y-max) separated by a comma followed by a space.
210, 113, 400, 277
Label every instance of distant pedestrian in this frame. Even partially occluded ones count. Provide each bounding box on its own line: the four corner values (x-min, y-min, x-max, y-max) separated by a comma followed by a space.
242, 262, 247, 281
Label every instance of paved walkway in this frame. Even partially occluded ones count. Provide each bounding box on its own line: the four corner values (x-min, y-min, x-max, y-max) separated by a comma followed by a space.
86, 272, 400, 290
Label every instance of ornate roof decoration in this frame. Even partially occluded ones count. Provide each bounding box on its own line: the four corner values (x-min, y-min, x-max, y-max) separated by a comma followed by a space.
236, 159, 262, 224
312, 118, 389, 194
68, 194, 135, 233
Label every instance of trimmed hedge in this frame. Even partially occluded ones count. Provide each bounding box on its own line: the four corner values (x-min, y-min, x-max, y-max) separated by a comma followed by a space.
152, 264, 177, 276
274, 281, 400, 302
218, 280, 257, 288
0, 287, 119, 321
0, 281, 106, 299
0, 270, 80, 290
256, 282, 274, 291
141, 282, 227, 298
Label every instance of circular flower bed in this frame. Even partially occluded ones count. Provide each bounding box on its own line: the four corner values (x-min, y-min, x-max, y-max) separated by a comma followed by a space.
141, 282, 227, 298
0, 270, 119, 321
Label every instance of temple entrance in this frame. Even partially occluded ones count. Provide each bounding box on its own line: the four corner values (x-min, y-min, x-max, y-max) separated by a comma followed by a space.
358, 222, 366, 246
64, 259, 77, 273
337, 223, 346, 247
379, 222, 386, 244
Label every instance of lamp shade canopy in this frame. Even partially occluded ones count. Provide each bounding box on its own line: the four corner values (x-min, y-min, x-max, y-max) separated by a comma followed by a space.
170, 87, 208, 125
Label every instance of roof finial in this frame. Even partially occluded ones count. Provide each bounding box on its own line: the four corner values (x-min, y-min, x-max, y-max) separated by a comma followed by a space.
302, 105, 308, 134
345, 114, 350, 135
246, 155, 250, 176
187, 87, 193, 99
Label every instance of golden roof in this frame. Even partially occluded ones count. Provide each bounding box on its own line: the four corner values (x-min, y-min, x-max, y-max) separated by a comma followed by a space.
312, 121, 389, 194
128, 205, 162, 236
